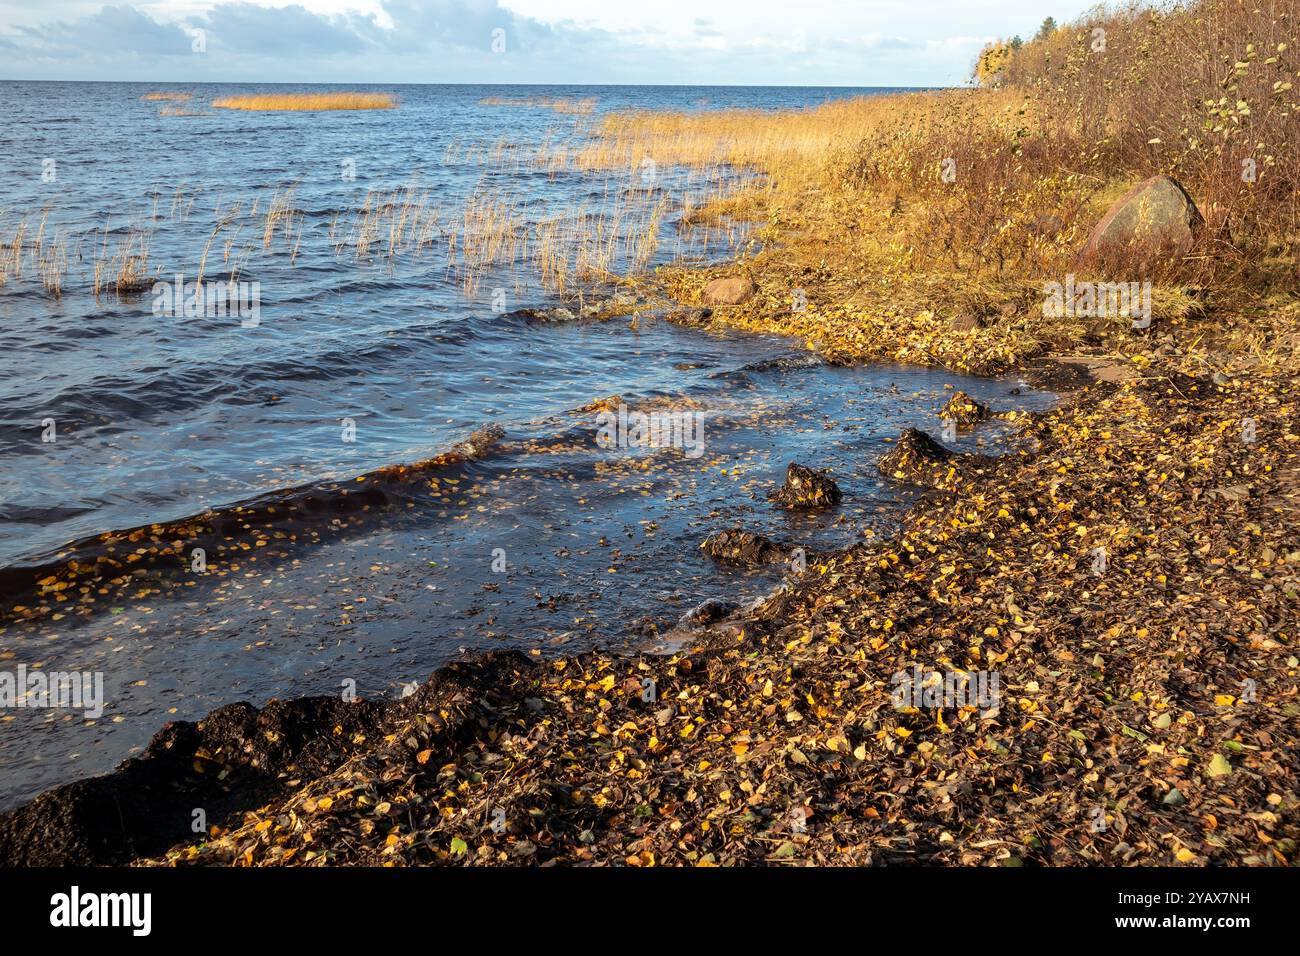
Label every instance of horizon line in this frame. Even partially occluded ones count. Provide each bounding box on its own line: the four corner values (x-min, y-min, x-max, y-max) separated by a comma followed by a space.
0, 78, 952, 90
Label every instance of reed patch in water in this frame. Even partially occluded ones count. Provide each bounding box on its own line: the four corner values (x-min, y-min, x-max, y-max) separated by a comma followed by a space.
480, 95, 597, 115
93, 228, 154, 296
0, 218, 26, 286
211, 93, 397, 112
261, 186, 302, 261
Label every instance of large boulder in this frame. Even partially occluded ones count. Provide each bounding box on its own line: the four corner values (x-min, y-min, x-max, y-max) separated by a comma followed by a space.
1078, 175, 1203, 269
703, 276, 757, 306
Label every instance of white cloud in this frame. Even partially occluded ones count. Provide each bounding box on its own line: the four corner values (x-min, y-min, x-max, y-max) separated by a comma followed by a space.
0, 0, 1102, 84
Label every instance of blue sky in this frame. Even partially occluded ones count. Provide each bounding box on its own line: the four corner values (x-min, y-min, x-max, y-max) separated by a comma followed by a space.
0, 1, 1101, 85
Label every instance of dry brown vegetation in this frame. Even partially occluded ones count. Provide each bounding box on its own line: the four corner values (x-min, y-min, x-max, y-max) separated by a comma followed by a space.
92, 227, 153, 296
997, 0, 1299, 285
480, 95, 598, 114
0, 218, 26, 287
524, 0, 1299, 376
319, 169, 719, 296
212, 92, 397, 111
1, 213, 76, 298
261, 186, 302, 262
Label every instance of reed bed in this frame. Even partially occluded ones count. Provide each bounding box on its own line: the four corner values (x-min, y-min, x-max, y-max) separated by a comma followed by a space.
211, 93, 397, 112
142, 92, 192, 102
0, 215, 75, 298
338, 183, 443, 262
509, 0, 1296, 304
261, 186, 302, 261
197, 207, 245, 285
37, 237, 68, 298
317, 166, 713, 296
0, 218, 27, 287
92, 228, 153, 296
480, 95, 598, 115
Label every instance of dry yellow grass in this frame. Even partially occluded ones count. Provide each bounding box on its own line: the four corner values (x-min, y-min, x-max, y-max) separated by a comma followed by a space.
93, 227, 153, 296
38, 237, 68, 298
480, 95, 597, 115
211, 93, 397, 112
0, 218, 27, 287
517, 1, 1291, 338
537, 84, 1215, 373
530, 0, 1295, 371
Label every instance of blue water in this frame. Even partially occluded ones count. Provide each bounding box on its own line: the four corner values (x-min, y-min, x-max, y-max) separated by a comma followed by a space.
0, 82, 912, 565
0, 83, 1052, 808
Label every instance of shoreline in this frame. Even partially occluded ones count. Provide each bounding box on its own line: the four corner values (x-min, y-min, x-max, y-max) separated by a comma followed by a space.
0, 352, 1058, 864
4, 348, 1252, 868
0, 319, 1054, 815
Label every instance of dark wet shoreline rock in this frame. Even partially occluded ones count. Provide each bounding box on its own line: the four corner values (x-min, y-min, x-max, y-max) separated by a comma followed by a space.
506, 292, 639, 324
742, 355, 824, 373
677, 598, 741, 630
939, 390, 992, 429
767, 462, 842, 509
506, 306, 576, 322
453, 424, 505, 459
878, 428, 954, 489
664, 306, 714, 327
700, 528, 794, 567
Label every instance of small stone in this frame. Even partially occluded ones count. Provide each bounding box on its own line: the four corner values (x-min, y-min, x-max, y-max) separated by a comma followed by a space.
678, 598, 740, 629
939, 390, 991, 429
767, 463, 842, 509
700, 528, 790, 567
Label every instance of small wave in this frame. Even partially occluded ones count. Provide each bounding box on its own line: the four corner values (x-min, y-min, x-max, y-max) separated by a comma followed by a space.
0, 424, 508, 610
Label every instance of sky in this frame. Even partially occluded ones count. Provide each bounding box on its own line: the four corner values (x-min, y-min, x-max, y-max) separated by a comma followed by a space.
0, 0, 1103, 86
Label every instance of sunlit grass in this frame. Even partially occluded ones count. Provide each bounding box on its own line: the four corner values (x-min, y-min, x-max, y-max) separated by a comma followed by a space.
212, 93, 397, 112
92, 227, 153, 296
